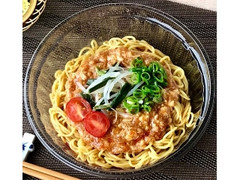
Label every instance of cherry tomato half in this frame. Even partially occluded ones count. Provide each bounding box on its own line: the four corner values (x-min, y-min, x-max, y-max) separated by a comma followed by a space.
66, 97, 92, 122
83, 111, 110, 138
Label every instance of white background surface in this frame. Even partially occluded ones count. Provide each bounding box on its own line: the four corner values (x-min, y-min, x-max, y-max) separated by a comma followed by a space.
169, 0, 216, 11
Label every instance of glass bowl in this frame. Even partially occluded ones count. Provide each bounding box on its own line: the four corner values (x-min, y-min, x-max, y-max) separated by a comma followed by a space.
24, 3, 215, 178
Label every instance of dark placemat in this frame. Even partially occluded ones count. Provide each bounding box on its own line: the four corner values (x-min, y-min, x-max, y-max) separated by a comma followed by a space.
23, 0, 216, 179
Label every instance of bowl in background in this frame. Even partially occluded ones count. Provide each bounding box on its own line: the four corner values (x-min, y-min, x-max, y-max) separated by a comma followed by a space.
24, 3, 215, 178
22, 0, 37, 23
23, 0, 47, 31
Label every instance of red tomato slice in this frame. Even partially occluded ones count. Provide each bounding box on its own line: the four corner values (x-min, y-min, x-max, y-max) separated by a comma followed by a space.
66, 97, 92, 122
83, 111, 110, 137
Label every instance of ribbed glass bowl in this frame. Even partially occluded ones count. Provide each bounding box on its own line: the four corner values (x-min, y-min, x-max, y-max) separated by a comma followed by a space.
24, 3, 215, 178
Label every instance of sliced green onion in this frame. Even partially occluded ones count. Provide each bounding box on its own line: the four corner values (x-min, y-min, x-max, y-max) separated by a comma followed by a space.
141, 72, 151, 84
122, 57, 168, 114
143, 104, 151, 112
153, 94, 162, 103
141, 86, 152, 94
129, 106, 140, 114
126, 96, 139, 104
96, 67, 107, 76
153, 71, 164, 83
133, 89, 146, 99
123, 99, 140, 114
147, 84, 160, 93
131, 72, 141, 84
131, 57, 144, 67
149, 62, 159, 72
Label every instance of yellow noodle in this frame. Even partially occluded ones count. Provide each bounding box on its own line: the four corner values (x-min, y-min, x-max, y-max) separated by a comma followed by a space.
49, 36, 199, 169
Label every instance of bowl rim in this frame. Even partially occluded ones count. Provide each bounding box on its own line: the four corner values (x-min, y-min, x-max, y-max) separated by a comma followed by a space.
24, 2, 216, 178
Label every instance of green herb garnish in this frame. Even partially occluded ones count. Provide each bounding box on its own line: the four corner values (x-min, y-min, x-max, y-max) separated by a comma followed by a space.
122, 57, 168, 114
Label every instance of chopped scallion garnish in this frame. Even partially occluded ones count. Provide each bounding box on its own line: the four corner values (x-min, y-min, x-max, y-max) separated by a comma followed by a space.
122, 57, 168, 114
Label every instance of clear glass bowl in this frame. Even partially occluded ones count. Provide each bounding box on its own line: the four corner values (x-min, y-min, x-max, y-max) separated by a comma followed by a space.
24, 3, 215, 178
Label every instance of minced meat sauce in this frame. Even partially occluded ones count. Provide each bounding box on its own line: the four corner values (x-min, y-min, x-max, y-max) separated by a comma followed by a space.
65, 47, 179, 154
